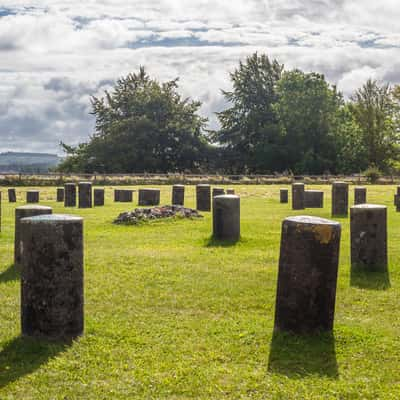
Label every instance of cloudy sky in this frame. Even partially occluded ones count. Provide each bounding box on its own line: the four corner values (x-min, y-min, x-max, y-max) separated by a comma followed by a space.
0, 1, 400, 154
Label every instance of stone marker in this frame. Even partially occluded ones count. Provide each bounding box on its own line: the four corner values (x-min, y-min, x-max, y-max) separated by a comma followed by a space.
354, 187, 367, 205
93, 188, 105, 206
350, 204, 387, 271
212, 187, 225, 197
64, 183, 76, 207
119, 189, 133, 203
20, 214, 84, 340
396, 186, 400, 212
213, 195, 240, 241
8, 188, 16, 203
138, 188, 160, 206
304, 190, 324, 208
274, 216, 341, 334
14, 205, 53, 270
114, 189, 121, 202
78, 182, 92, 208
227, 189, 235, 195
172, 185, 185, 206
292, 183, 305, 210
280, 188, 288, 204
394, 194, 398, 206
196, 184, 211, 211
56, 188, 64, 202
332, 181, 349, 216
26, 190, 39, 203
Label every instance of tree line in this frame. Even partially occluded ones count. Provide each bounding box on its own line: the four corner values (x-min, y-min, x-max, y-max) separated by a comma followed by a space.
58, 53, 400, 175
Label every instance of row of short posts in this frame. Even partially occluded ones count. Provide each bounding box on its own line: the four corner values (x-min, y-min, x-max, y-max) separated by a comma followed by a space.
281, 182, 369, 215
64, 183, 105, 208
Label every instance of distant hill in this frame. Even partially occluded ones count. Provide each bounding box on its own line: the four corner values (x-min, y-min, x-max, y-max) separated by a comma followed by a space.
0, 152, 62, 173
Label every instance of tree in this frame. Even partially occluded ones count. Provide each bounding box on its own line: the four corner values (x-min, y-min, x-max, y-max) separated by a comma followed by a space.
275, 70, 343, 174
213, 53, 284, 173
349, 79, 400, 171
58, 67, 209, 173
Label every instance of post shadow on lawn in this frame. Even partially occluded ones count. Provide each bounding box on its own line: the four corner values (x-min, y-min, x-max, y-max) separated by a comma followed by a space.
0, 336, 68, 388
0, 264, 19, 283
204, 235, 241, 248
268, 331, 338, 379
350, 263, 391, 290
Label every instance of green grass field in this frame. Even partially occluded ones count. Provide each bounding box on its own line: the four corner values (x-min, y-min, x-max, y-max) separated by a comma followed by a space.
0, 185, 400, 399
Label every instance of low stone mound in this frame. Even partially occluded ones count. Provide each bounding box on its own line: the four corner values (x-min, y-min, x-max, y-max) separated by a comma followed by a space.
114, 205, 203, 225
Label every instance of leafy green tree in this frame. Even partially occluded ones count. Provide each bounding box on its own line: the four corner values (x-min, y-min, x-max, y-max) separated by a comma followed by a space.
275, 70, 343, 174
349, 79, 400, 171
214, 53, 284, 172
58, 67, 209, 173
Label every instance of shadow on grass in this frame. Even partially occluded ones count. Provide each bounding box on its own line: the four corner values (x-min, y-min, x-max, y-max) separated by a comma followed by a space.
268, 331, 338, 379
350, 264, 391, 290
0, 264, 19, 283
204, 236, 241, 247
0, 336, 68, 388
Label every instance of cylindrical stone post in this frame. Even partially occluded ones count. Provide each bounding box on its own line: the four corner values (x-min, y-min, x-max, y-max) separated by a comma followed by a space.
196, 184, 211, 211
212, 195, 240, 241
20, 214, 84, 340
114, 189, 121, 202
93, 188, 105, 206
8, 188, 16, 203
64, 183, 76, 207
332, 181, 349, 216
56, 188, 64, 202
119, 189, 133, 203
78, 182, 92, 208
227, 189, 235, 195
14, 205, 53, 270
138, 189, 160, 206
26, 190, 39, 203
172, 185, 185, 206
212, 188, 225, 197
280, 189, 288, 204
292, 183, 305, 210
304, 190, 324, 208
350, 204, 387, 271
396, 186, 400, 212
354, 187, 367, 205
274, 216, 341, 334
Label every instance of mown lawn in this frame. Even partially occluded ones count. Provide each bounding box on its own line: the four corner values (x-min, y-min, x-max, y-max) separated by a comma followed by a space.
0, 184, 400, 399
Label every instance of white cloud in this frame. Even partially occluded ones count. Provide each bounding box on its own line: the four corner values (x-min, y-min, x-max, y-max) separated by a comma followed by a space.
0, 1, 399, 153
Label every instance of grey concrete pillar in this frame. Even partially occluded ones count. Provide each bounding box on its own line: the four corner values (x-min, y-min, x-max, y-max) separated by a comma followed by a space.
138, 188, 160, 206
304, 190, 324, 208
396, 186, 400, 212
119, 189, 133, 202
292, 183, 305, 210
196, 184, 211, 211
212, 195, 240, 241
274, 216, 341, 334
172, 185, 184, 206
212, 188, 225, 197
354, 187, 367, 205
350, 204, 387, 271
14, 205, 53, 269
332, 181, 349, 216
20, 214, 84, 340
280, 189, 288, 204
78, 182, 92, 208
64, 183, 76, 207
26, 190, 39, 203
8, 188, 16, 203
114, 189, 121, 202
226, 189, 235, 195
93, 188, 105, 206
56, 188, 64, 202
